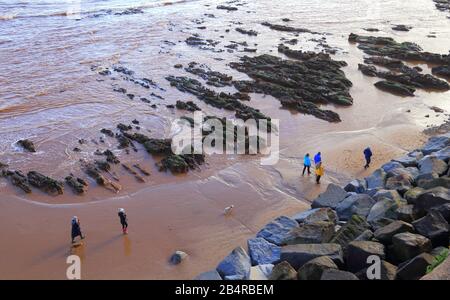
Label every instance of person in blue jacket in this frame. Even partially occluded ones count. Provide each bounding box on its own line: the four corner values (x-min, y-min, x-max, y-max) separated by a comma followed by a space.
314, 152, 322, 166
364, 147, 373, 169
302, 153, 311, 175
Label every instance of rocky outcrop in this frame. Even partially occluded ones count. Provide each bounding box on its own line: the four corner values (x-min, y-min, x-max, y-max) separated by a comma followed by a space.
198, 134, 450, 280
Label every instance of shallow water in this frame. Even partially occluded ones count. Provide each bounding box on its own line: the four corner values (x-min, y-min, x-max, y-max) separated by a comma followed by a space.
0, 0, 449, 278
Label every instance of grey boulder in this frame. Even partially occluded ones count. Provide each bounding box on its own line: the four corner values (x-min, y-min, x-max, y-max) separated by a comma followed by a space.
297, 256, 338, 280
392, 232, 432, 262
421, 134, 450, 155
374, 220, 414, 244
247, 237, 281, 266
216, 246, 251, 279
279, 243, 344, 269
292, 207, 338, 225
344, 179, 367, 193
256, 216, 299, 246
320, 269, 359, 280
284, 221, 335, 244
412, 211, 450, 247
346, 241, 386, 273
396, 253, 435, 280
311, 183, 348, 209
335, 194, 376, 221
365, 169, 386, 189
418, 156, 448, 176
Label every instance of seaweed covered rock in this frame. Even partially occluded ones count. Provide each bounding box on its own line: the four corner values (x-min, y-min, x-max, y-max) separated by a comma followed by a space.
329, 215, 371, 250
283, 221, 335, 245
65, 175, 88, 195
5, 170, 32, 193
230, 53, 353, 122
176, 100, 201, 111
297, 256, 338, 280
17, 139, 36, 152
374, 80, 415, 96
268, 261, 297, 280
27, 171, 63, 195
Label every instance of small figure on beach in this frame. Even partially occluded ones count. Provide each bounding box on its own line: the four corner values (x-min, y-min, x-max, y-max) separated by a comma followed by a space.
302, 153, 311, 175
364, 147, 373, 169
71, 216, 84, 244
314, 152, 322, 167
224, 205, 234, 216
118, 208, 128, 234
315, 164, 324, 184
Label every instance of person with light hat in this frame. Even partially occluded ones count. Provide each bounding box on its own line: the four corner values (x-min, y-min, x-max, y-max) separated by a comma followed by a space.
118, 208, 128, 234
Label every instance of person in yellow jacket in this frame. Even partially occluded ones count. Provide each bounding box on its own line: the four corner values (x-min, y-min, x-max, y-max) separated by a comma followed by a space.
315, 164, 324, 184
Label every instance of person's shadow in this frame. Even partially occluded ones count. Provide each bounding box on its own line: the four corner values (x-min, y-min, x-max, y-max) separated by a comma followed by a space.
123, 235, 132, 257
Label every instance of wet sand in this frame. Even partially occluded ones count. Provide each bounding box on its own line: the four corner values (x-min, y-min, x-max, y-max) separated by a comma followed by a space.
0, 0, 449, 279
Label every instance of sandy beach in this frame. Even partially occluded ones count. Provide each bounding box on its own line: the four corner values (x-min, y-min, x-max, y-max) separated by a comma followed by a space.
0, 0, 449, 279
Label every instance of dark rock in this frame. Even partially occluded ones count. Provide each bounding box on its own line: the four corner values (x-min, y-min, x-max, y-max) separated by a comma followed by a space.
374, 220, 414, 244
176, 100, 201, 112
143, 139, 172, 154
396, 204, 418, 223
27, 171, 63, 195
170, 250, 188, 265
284, 221, 335, 244
432, 65, 450, 79
103, 150, 120, 164
367, 198, 401, 224
346, 241, 386, 273
235, 28, 258, 36
430, 203, 450, 223
381, 161, 404, 173
335, 194, 376, 221
216, 5, 238, 11
216, 246, 251, 280
261, 22, 319, 34
344, 179, 367, 193
355, 260, 397, 280
329, 215, 371, 250
256, 216, 299, 245
374, 80, 415, 96
6, 170, 32, 193
65, 175, 88, 194
297, 256, 338, 280
415, 186, 450, 215
393, 155, 420, 167
320, 269, 359, 280
311, 183, 348, 209
17, 139, 36, 152
392, 232, 432, 262
279, 243, 343, 269
268, 261, 297, 280
418, 177, 450, 189
392, 24, 412, 31
396, 253, 435, 280
121, 164, 145, 183
354, 229, 374, 242
404, 187, 425, 204
412, 211, 450, 247
372, 189, 403, 202
247, 237, 281, 266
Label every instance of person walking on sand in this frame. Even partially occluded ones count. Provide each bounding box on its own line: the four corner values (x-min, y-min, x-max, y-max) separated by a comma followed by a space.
314, 152, 322, 167
364, 147, 373, 169
315, 163, 324, 184
118, 208, 128, 234
71, 216, 84, 243
302, 153, 312, 176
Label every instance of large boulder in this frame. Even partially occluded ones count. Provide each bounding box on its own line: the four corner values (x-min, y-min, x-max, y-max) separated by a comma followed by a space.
344, 179, 367, 194
404, 187, 425, 205
247, 238, 281, 266
421, 134, 450, 155
374, 220, 414, 244
297, 256, 338, 280
195, 270, 223, 280
418, 177, 450, 190
418, 156, 448, 176
268, 261, 297, 280
396, 253, 435, 280
385, 168, 417, 194
355, 260, 397, 280
284, 221, 335, 244
354, 229, 374, 242
330, 215, 371, 250
430, 203, 450, 223
414, 187, 450, 215
320, 269, 359, 280
311, 183, 348, 209
393, 155, 419, 168
367, 198, 401, 224
291, 208, 338, 225
372, 189, 403, 202
279, 243, 344, 269
412, 211, 450, 247
431, 146, 450, 162
216, 246, 251, 279
256, 216, 299, 246
396, 205, 417, 223
381, 161, 403, 173
392, 232, 432, 262
335, 194, 376, 221
365, 169, 386, 189
346, 241, 386, 273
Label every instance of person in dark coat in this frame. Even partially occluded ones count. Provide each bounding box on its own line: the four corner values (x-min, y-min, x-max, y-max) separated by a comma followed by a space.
364, 147, 373, 169
118, 208, 128, 234
71, 216, 84, 243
